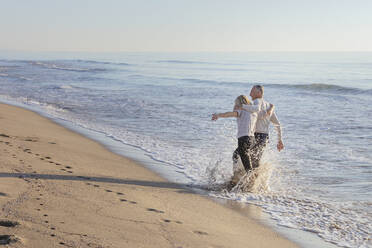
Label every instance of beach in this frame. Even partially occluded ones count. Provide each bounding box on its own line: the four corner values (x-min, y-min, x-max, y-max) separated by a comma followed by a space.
0, 102, 297, 247
2, 0, 372, 246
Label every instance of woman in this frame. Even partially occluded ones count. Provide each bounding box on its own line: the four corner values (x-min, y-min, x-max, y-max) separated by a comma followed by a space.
212, 95, 274, 174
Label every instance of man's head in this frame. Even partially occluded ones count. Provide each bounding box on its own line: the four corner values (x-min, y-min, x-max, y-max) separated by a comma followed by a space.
250, 85, 264, 100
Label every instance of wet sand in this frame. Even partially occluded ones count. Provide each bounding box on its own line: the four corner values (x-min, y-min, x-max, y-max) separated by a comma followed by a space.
0, 103, 298, 248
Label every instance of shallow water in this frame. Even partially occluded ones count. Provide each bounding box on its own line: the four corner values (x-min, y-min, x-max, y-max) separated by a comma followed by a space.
0, 51, 371, 247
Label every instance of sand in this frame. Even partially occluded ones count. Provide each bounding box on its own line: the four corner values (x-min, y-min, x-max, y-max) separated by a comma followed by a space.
0, 103, 298, 248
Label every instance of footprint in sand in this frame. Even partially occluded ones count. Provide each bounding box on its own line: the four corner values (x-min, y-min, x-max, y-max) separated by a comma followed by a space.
193, 230, 208, 235
105, 189, 113, 193
0, 220, 19, 227
0, 192, 8, 197
162, 219, 182, 224
24, 137, 38, 142
119, 198, 137, 204
65, 166, 72, 169
0, 220, 19, 245
147, 208, 165, 214
0, 235, 18, 245
116, 192, 124, 195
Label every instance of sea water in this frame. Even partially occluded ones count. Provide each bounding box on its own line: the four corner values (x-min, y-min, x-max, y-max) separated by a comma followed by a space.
0, 51, 371, 247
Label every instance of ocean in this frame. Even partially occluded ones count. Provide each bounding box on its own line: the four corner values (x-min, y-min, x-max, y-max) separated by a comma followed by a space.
0, 51, 371, 248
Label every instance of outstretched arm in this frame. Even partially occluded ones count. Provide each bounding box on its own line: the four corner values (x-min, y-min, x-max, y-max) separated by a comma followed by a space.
270, 112, 284, 151
212, 111, 238, 121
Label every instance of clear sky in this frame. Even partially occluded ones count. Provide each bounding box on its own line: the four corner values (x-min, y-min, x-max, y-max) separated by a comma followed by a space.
1, 0, 371, 52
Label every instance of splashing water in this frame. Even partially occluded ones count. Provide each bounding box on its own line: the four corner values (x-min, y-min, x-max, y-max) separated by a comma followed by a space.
0, 52, 371, 247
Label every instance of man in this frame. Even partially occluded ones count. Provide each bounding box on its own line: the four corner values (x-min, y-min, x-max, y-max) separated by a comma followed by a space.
240, 85, 284, 169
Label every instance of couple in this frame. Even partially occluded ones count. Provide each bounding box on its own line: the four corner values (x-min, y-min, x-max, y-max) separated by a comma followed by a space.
212, 85, 283, 188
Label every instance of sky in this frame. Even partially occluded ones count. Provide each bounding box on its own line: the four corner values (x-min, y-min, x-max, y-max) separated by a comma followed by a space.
1, 0, 372, 52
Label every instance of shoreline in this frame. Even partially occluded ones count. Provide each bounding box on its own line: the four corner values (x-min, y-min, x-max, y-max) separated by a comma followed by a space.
0, 102, 298, 247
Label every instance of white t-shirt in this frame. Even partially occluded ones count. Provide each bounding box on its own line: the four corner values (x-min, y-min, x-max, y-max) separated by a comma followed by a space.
235, 109, 257, 138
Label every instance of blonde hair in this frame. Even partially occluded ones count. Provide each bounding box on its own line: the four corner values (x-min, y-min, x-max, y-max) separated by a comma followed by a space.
235, 95, 251, 107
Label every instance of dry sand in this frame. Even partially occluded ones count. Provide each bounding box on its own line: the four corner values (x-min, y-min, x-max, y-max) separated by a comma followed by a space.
0, 103, 298, 248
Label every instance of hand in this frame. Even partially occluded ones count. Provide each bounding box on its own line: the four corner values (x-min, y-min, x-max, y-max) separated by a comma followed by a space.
211, 113, 219, 121
277, 140, 284, 152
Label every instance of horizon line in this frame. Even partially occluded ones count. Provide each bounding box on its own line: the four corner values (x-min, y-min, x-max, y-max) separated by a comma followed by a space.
1, 49, 372, 53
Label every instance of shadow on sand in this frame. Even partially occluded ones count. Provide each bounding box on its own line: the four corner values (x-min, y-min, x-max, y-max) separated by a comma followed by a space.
0, 172, 199, 194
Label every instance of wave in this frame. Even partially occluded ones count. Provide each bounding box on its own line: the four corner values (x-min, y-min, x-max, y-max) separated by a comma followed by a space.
74, 59, 131, 66
59, 85, 74, 90
157, 60, 213, 64
2, 59, 132, 67
42, 84, 86, 91
0, 94, 68, 113
267, 83, 372, 95
213, 190, 371, 248
0, 72, 31, 81
156, 60, 244, 66
29, 61, 107, 73
277, 83, 352, 91
126, 73, 372, 95
177, 78, 372, 95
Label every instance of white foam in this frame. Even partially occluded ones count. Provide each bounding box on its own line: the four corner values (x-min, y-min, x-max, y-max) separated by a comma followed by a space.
30, 61, 100, 72
1, 54, 372, 248
0, 95, 67, 115
209, 158, 372, 248
59, 85, 73, 89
